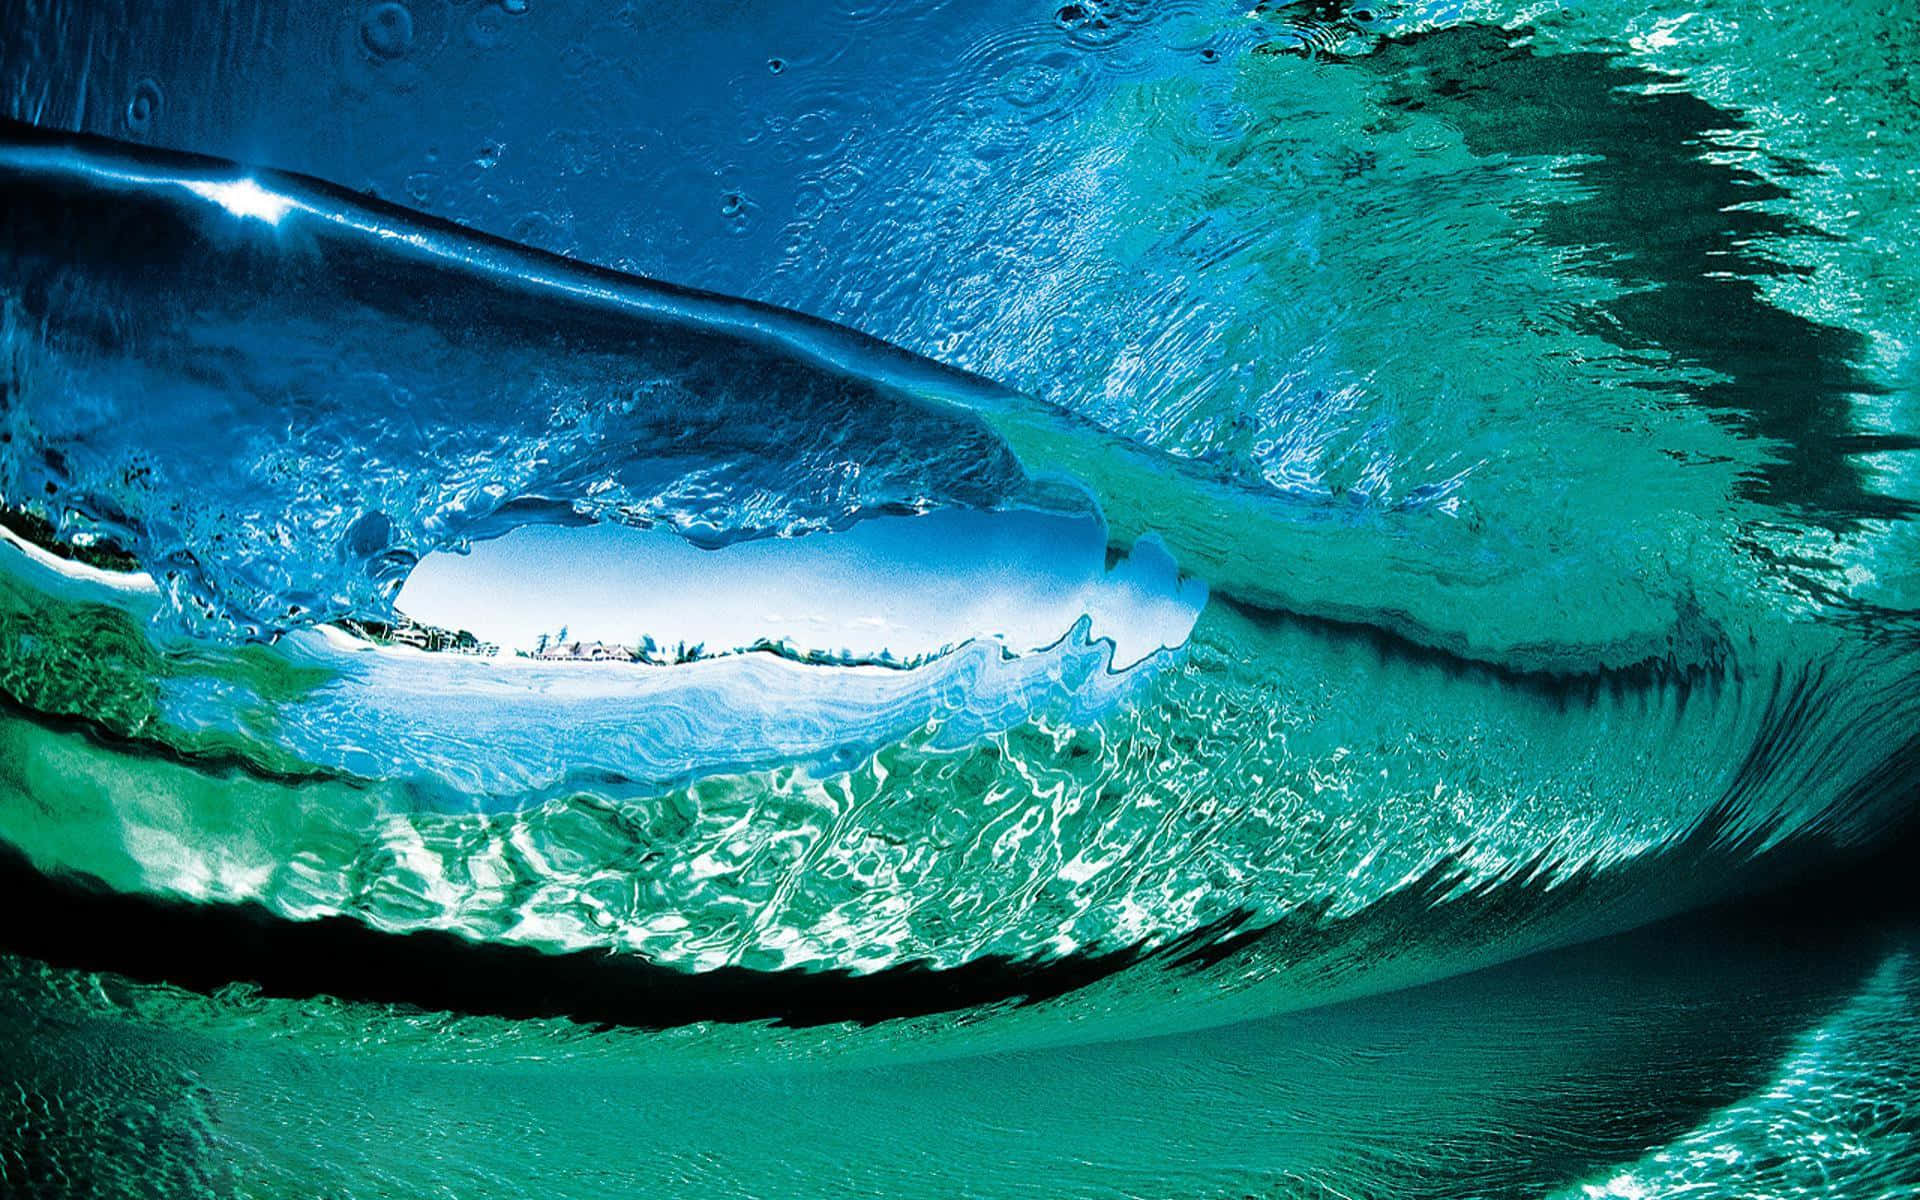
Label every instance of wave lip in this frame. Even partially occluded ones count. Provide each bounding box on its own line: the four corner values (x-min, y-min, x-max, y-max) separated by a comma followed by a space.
0, 119, 1749, 677
0, 119, 1049, 643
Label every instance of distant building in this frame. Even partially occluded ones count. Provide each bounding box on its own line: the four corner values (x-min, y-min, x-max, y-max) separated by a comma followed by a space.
535, 640, 638, 663
342, 615, 499, 657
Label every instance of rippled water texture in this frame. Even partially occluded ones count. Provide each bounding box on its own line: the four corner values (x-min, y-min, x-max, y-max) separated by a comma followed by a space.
1, 0, 1918, 1196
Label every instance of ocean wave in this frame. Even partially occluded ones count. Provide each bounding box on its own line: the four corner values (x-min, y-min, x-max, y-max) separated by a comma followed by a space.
0, 122, 1917, 1052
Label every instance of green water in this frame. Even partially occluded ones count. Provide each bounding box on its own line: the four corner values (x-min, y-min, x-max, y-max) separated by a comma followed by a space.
4, 906, 1917, 1198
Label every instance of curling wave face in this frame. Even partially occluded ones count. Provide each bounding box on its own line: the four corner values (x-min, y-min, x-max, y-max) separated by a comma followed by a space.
0, 119, 1917, 1051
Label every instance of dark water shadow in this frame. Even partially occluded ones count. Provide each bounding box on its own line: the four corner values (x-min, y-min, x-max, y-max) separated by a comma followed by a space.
1352, 24, 1911, 526
0, 836, 1910, 1199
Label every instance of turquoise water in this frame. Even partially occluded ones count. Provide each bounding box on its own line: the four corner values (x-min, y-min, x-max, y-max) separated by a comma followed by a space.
1, 0, 1918, 1195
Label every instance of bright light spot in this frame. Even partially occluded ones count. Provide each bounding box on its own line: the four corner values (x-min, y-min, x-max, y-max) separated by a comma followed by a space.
183, 178, 294, 225
396, 511, 1205, 671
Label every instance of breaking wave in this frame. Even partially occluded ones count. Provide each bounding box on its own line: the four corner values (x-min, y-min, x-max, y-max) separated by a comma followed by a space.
0, 121, 1915, 1059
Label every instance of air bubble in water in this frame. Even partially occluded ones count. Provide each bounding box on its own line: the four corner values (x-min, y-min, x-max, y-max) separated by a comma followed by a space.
361, 2, 416, 59
124, 78, 164, 134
